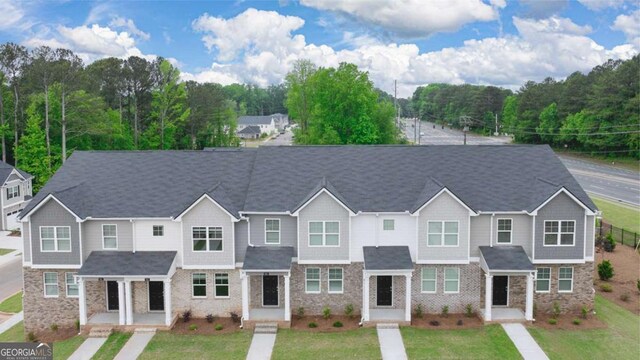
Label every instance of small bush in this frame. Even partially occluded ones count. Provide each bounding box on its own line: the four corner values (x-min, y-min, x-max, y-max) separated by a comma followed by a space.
441, 305, 449, 318
533, 302, 538, 317
27, 332, 37, 342
548, 318, 557, 325
75, 319, 80, 331
308, 322, 318, 328
637, 279, 640, 292
597, 260, 614, 281
189, 324, 197, 331
322, 306, 331, 320
230, 312, 241, 323
456, 319, 463, 326
414, 304, 424, 319
603, 233, 616, 252
50, 324, 58, 332
182, 309, 192, 323
429, 320, 440, 326
464, 304, 474, 318
296, 307, 305, 319
332, 321, 343, 328
344, 304, 354, 319
600, 283, 613, 292
581, 306, 589, 319
572, 318, 581, 325
206, 314, 215, 323
552, 302, 561, 319
215, 324, 223, 331
620, 293, 630, 302
595, 234, 606, 248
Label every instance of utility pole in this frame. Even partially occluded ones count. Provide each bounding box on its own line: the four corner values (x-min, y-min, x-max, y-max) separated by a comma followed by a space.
459, 115, 473, 145
494, 113, 499, 136
394, 80, 398, 128
418, 118, 422, 145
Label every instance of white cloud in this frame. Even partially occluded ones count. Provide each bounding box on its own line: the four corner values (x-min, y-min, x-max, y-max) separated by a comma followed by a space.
577, 0, 625, 11
300, 0, 504, 37
0, 0, 24, 30
612, 10, 640, 49
84, 2, 113, 25
109, 16, 151, 41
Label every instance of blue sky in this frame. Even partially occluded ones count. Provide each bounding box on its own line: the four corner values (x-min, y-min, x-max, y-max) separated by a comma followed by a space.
0, 0, 638, 96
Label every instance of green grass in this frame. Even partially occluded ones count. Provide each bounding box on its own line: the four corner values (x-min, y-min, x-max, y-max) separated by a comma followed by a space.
0, 291, 23, 313
0, 248, 15, 256
0, 321, 24, 342
91, 331, 132, 360
529, 295, 640, 360
272, 328, 381, 360
592, 196, 640, 234
139, 331, 252, 360
53, 335, 85, 360
401, 324, 521, 360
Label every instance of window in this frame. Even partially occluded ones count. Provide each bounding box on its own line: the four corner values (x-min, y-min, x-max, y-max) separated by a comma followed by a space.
44, 272, 58, 297
308, 221, 339, 246
535, 267, 550, 293
66, 273, 78, 297
421, 267, 437, 293
427, 221, 459, 246
497, 219, 512, 244
192, 273, 206, 297
102, 224, 117, 249
328, 268, 343, 293
6, 185, 19, 199
305, 268, 320, 293
383, 219, 395, 231
215, 273, 229, 297
153, 225, 164, 237
558, 267, 573, 293
192, 226, 223, 251
544, 220, 575, 246
40, 226, 71, 252
265, 219, 280, 244
444, 268, 460, 293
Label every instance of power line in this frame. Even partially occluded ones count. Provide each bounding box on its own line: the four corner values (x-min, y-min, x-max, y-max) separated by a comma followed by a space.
503, 129, 640, 136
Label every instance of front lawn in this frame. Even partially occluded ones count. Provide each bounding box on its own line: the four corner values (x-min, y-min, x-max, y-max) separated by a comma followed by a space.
0, 321, 24, 342
92, 331, 132, 360
0, 248, 15, 256
53, 335, 85, 360
271, 328, 381, 360
528, 295, 640, 360
401, 324, 521, 360
139, 331, 252, 360
0, 291, 23, 313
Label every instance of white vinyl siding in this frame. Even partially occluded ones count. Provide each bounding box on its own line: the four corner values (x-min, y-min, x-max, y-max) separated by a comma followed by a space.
65, 272, 78, 297
328, 268, 343, 293
44, 272, 58, 297
535, 267, 550, 293
265, 219, 280, 244
40, 226, 71, 252
497, 219, 512, 244
544, 220, 575, 246
444, 268, 460, 293
192, 226, 223, 252
214, 273, 229, 298
102, 224, 118, 249
421, 267, 436, 293
305, 268, 320, 293
427, 221, 459, 247
192, 273, 206, 298
308, 221, 339, 246
558, 267, 573, 293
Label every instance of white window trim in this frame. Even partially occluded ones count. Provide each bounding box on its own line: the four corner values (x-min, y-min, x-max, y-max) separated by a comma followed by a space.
426, 220, 460, 247
191, 226, 224, 252
327, 268, 344, 294
421, 267, 437, 293
305, 267, 321, 294
152, 225, 164, 237
264, 218, 281, 245
558, 267, 574, 293
65, 272, 78, 298
6, 184, 20, 200
214, 273, 230, 298
102, 224, 118, 250
383, 219, 395, 231
43, 272, 59, 298
192, 273, 207, 298
496, 218, 513, 244
308, 221, 340, 247
40, 226, 72, 253
443, 267, 460, 294
543, 220, 576, 246
535, 267, 551, 293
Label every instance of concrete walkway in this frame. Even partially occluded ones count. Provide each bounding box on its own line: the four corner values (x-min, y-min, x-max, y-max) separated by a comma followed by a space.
0, 311, 23, 334
68, 338, 107, 360
502, 323, 549, 360
376, 324, 408, 360
246, 333, 276, 360
114, 329, 156, 360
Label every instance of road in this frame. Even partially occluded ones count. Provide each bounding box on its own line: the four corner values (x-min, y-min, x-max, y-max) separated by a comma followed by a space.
262, 129, 293, 146
0, 256, 22, 301
403, 119, 511, 145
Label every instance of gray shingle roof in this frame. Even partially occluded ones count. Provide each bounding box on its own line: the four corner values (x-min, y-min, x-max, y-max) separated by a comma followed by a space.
0, 160, 32, 185
78, 251, 177, 276
238, 116, 274, 125
243, 246, 294, 270
479, 246, 534, 271
363, 246, 413, 270
238, 126, 261, 134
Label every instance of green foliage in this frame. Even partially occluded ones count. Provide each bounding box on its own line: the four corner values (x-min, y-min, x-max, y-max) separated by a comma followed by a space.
307, 321, 317, 328
322, 306, 331, 320
548, 318, 557, 325
637, 279, 640, 292
619, 293, 629, 302
296, 307, 305, 318
188, 324, 197, 331
215, 324, 223, 331
332, 321, 343, 328
552, 302, 561, 319
581, 306, 588, 319
604, 233, 616, 252
572, 318, 581, 325
536, 103, 559, 144
414, 304, 424, 319
344, 304, 354, 319
15, 111, 54, 191
50, 323, 58, 331
441, 305, 449, 318
597, 260, 615, 281
600, 283, 613, 292
465, 304, 474, 318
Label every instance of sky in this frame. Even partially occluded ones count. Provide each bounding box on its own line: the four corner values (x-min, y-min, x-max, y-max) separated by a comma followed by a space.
0, 0, 638, 97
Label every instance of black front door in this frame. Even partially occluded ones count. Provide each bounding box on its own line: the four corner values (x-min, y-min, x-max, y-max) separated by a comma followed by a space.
107, 281, 119, 311
492, 276, 509, 306
377, 276, 393, 306
148, 281, 165, 311
263, 275, 278, 306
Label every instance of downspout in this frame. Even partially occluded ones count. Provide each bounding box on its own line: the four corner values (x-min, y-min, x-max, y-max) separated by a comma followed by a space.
247, 216, 253, 247
490, 213, 495, 247
131, 219, 136, 253
375, 213, 379, 248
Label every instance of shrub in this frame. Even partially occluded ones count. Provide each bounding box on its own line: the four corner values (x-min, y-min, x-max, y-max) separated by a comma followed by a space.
603, 233, 616, 252
332, 321, 343, 328
595, 234, 606, 248
600, 283, 613, 292
429, 320, 440, 326
182, 309, 192, 323
597, 260, 614, 281
50, 324, 58, 332
620, 293, 630, 302
27, 332, 37, 342
464, 304, 474, 318
552, 302, 561, 319
548, 318, 557, 325
344, 304, 354, 319
308, 322, 318, 328
75, 319, 80, 331
296, 307, 305, 319
456, 319, 463, 326
637, 279, 640, 292
206, 314, 215, 323
322, 306, 331, 320
581, 306, 589, 320
215, 324, 223, 331
441, 305, 449, 318
414, 304, 424, 319
230, 312, 241, 323
572, 318, 581, 325
189, 324, 197, 331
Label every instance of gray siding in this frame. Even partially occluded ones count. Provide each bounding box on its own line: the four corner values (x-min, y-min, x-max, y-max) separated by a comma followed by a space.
182, 198, 234, 267
23, 220, 31, 262
82, 220, 133, 258
234, 220, 248, 263
248, 215, 297, 249
417, 192, 470, 262
30, 199, 81, 265
493, 214, 532, 256
298, 192, 350, 262
2, 180, 25, 207
585, 215, 595, 258
470, 215, 490, 258
534, 192, 585, 260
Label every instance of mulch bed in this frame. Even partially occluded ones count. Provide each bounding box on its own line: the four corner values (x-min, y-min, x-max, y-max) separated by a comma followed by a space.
411, 314, 483, 329
34, 327, 80, 343
291, 315, 360, 331
594, 245, 640, 315
7, 230, 20, 237
531, 313, 607, 330
171, 317, 242, 335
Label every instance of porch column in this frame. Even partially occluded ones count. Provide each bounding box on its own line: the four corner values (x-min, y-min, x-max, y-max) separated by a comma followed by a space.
362, 273, 370, 321
125, 280, 133, 325
484, 273, 492, 322
164, 279, 172, 326
525, 273, 534, 321
284, 273, 291, 321
241, 272, 250, 320
117, 281, 126, 325
404, 273, 412, 322
78, 278, 87, 326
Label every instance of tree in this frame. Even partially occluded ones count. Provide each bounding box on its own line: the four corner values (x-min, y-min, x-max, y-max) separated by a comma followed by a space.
124, 56, 154, 148
15, 106, 51, 191
147, 59, 188, 149
27, 46, 57, 169
55, 48, 83, 162
0, 43, 29, 164
500, 95, 518, 134
285, 59, 316, 132
536, 103, 559, 144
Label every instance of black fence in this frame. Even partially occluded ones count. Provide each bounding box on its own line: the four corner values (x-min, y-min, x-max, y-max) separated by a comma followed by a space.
597, 220, 639, 248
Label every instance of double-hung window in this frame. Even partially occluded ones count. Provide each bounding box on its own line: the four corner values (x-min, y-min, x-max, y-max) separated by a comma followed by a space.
192, 226, 223, 251
535, 267, 550, 293
308, 221, 339, 246
427, 221, 459, 246
497, 219, 512, 244
444, 268, 460, 293
44, 272, 58, 297
328, 268, 343, 293
215, 273, 229, 297
41, 226, 71, 252
102, 224, 117, 249
192, 273, 206, 297
66, 273, 78, 297
265, 219, 280, 244
558, 267, 573, 293
421, 267, 437, 293
305, 268, 320, 293
544, 220, 575, 246
6, 185, 19, 199
153, 225, 164, 236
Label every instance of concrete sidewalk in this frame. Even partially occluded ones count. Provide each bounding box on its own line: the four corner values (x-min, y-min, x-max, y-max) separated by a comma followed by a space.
377, 324, 408, 360
68, 338, 107, 360
246, 333, 276, 360
502, 323, 549, 360
0, 311, 23, 334
114, 329, 155, 360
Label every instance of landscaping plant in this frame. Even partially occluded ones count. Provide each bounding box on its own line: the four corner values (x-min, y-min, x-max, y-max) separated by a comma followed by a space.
429, 320, 440, 326
552, 302, 561, 319
230, 312, 241, 323
637, 279, 640, 292
215, 324, 223, 331
296, 307, 305, 319
603, 233, 616, 252
581, 306, 589, 319
619, 293, 630, 302
75, 319, 80, 331
322, 306, 331, 320
206, 314, 215, 323
308, 322, 318, 328
182, 309, 192, 323
414, 304, 424, 319
464, 304, 474, 318
572, 318, 581, 325
344, 304, 354, 319
27, 332, 37, 342
548, 318, 557, 325
600, 283, 613, 292
189, 324, 197, 331
50, 324, 58, 332
597, 260, 614, 281
332, 321, 343, 328
456, 319, 463, 326
441, 305, 449, 318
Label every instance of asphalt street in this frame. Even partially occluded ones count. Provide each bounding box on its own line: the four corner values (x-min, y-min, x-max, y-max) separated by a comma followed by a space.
262, 129, 293, 146
403, 119, 511, 145
0, 256, 22, 302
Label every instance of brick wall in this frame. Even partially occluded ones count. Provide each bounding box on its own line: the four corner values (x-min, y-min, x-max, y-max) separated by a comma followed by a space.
370, 275, 406, 310
290, 263, 362, 315
171, 269, 242, 318
412, 264, 482, 314
23, 268, 78, 333
533, 263, 594, 313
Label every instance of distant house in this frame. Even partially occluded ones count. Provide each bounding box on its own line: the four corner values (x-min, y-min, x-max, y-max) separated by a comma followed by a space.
0, 161, 33, 230
237, 114, 289, 136
237, 125, 261, 139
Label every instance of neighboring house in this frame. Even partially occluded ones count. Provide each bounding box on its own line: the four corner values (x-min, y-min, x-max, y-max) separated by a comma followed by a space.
237, 126, 261, 140
237, 114, 284, 135
18, 145, 598, 333
0, 161, 33, 230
